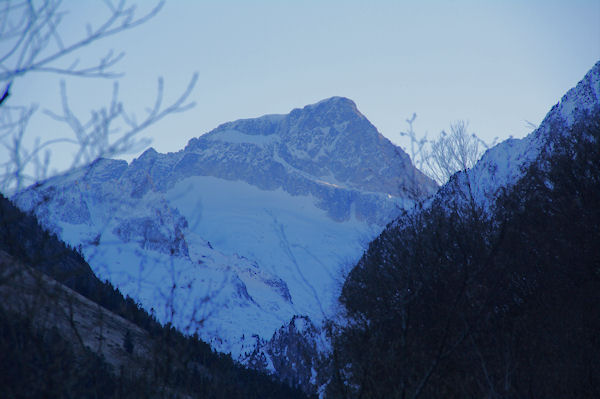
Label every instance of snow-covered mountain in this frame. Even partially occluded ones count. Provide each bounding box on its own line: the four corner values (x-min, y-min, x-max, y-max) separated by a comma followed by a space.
327, 62, 600, 399
436, 61, 600, 212
14, 96, 436, 362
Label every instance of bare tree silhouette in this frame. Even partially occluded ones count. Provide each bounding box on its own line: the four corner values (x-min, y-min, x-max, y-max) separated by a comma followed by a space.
0, 0, 197, 193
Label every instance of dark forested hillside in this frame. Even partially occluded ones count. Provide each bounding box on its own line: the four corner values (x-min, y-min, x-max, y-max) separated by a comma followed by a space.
329, 110, 600, 398
0, 194, 310, 398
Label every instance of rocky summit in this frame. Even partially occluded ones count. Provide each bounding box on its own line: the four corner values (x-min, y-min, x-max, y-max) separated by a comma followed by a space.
13, 97, 436, 365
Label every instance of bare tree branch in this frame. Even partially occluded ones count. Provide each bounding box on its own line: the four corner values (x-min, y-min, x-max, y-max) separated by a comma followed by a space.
39, 72, 198, 171
0, 0, 165, 81
0, 0, 197, 193
402, 116, 495, 186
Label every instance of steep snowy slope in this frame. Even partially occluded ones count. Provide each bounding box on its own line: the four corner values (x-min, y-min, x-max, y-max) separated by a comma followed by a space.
440, 61, 600, 210
330, 62, 600, 399
14, 97, 436, 359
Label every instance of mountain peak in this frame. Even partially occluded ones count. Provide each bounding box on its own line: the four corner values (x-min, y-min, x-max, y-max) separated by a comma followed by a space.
139, 147, 158, 158
287, 96, 364, 128
13, 94, 439, 373
193, 97, 363, 144
435, 60, 600, 211
554, 60, 600, 125
303, 96, 358, 112
182, 97, 436, 203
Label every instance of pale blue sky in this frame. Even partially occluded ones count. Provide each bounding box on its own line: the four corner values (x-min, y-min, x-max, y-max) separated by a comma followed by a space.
10, 0, 600, 169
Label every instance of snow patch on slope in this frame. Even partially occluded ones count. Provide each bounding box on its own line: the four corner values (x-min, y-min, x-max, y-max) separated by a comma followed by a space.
12, 95, 439, 363
165, 175, 381, 323
205, 129, 281, 146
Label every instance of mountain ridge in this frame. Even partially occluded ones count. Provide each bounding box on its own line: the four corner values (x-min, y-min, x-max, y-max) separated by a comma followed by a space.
429, 60, 600, 213
12, 96, 434, 365
329, 61, 600, 398
7, 61, 599, 394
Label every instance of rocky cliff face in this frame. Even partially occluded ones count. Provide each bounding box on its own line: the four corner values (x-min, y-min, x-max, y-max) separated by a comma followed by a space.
242, 315, 329, 393
188, 97, 434, 200
12, 97, 436, 369
116, 96, 436, 224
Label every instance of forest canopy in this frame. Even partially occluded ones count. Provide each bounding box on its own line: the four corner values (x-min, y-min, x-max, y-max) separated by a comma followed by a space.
328, 109, 600, 398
